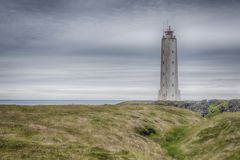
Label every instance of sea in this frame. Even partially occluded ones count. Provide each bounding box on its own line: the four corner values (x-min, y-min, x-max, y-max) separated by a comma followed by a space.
0, 100, 123, 106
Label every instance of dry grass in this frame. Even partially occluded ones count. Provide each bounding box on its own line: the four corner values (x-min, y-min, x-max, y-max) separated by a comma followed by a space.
0, 103, 239, 160
178, 112, 240, 160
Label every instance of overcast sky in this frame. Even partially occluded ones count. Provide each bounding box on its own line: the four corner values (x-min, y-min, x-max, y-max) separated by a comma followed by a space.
0, 0, 240, 100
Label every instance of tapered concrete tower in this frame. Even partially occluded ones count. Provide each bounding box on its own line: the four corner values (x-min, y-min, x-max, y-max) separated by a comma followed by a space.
158, 25, 181, 101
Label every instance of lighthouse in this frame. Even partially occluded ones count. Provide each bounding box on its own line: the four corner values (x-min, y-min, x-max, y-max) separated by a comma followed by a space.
158, 25, 181, 101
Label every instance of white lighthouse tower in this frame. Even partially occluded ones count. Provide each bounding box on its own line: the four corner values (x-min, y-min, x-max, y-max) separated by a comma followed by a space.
158, 25, 181, 101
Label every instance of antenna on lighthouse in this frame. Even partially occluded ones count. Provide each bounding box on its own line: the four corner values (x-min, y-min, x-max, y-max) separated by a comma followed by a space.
162, 22, 164, 36
167, 20, 168, 29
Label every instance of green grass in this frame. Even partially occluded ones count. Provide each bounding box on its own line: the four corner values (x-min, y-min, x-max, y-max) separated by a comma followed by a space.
158, 127, 189, 160
0, 103, 239, 160
179, 113, 240, 160
206, 100, 237, 117
207, 103, 221, 117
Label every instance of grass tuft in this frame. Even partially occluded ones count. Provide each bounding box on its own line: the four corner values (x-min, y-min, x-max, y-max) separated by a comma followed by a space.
135, 125, 157, 136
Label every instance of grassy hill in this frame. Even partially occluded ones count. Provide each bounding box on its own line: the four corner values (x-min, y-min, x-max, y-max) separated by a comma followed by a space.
0, 102, 239, 160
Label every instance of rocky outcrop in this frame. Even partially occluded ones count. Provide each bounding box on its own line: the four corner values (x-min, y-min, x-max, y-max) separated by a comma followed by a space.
154, 99, 240, 117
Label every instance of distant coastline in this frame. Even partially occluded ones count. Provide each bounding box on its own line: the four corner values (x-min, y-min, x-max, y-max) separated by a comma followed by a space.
0, 100, 123, 105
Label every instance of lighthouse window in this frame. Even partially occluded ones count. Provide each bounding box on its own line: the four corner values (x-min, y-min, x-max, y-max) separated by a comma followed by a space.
172, 72, 174, 75
172, 50, 174, 53
163, 61, 165, 64
172, 61, 174, 64
172, 83, 174, 87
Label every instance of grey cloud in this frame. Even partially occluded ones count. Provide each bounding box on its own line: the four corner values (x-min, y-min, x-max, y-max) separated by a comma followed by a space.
0, 0, 240, 100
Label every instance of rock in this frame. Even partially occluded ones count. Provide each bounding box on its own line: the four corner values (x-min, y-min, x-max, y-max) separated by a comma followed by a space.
228, 99, 239, 112
155, 99, 240, 117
